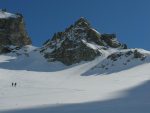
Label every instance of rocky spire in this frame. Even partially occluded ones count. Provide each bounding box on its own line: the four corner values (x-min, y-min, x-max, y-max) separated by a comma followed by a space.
0, 10, 32, 53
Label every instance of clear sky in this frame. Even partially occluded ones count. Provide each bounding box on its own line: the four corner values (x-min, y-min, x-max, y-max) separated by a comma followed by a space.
0, 0, 150, 50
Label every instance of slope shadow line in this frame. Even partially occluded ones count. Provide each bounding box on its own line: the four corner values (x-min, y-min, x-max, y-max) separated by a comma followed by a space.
2, 80, 150, 113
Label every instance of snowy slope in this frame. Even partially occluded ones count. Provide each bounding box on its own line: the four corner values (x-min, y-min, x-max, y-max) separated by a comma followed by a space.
0, 46, 150, 113
0, 10, 17, 19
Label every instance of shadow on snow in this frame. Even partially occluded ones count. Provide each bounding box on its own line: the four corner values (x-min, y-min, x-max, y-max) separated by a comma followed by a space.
2, 80, 150, 113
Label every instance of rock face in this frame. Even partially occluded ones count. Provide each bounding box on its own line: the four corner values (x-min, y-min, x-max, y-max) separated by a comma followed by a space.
42, 17, 127, 65
0, 10, 32, 53
107, 50, 146, 62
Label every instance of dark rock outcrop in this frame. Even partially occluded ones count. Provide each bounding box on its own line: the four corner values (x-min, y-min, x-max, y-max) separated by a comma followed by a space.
107, 52, 123, 61
101, 34, 127, 49
133, 50, 146, 60
44, 39, 101, 65
0, 10, 32, 53
107, 50, 146, 62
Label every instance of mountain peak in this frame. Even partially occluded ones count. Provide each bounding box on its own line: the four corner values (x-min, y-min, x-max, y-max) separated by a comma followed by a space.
42, 17, 127, 65
74, 17, 91, 28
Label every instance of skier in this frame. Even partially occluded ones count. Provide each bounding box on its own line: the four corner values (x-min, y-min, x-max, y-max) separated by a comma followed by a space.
12, 82, 14, 87
14, 82, 17, 87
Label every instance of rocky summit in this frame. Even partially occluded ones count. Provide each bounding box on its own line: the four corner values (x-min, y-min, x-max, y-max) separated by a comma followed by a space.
0, 10, 31, 53
41, 17, 127, 65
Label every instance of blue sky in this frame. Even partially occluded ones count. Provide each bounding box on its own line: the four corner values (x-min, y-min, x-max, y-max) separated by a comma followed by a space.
0, 0, 150, 50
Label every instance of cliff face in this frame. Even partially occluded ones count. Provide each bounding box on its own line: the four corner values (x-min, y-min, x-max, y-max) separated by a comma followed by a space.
41, 17, 127, 65
0, 10, 32, 53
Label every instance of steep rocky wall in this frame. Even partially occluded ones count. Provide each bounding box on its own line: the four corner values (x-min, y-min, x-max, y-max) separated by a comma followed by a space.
0, 11, 32, 53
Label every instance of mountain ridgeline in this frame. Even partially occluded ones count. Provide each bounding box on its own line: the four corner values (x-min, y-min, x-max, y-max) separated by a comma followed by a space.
1, 10, 148, 67
41, 17, 127, 65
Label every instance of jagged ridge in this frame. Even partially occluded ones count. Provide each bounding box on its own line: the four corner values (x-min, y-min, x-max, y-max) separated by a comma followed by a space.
42, 17, 127, 65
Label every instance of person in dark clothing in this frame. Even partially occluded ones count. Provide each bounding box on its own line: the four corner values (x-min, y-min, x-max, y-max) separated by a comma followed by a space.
12, 82, 14, 87
14, 82, 17, 87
